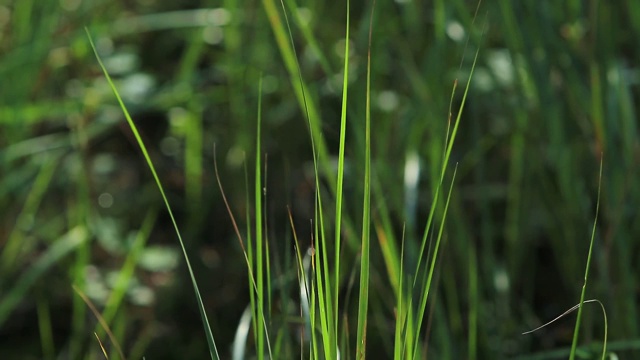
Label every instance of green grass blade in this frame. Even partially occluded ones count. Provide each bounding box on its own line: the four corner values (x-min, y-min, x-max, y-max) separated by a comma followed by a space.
522, 299, 608, 360
569, 157, 604, 360
393, 226, 407, 360
411, 165, 458, 357
253, 76, 274, 359
313, 192, 335, 359
270, 0, 337, 357
334, 0, 350, 346
255, 76, 265, 359
262, 0, 331, 180
355, 2, 375, 358
413, 40, 481, 288
85, 29, 220, 360
214, 149, 274, 359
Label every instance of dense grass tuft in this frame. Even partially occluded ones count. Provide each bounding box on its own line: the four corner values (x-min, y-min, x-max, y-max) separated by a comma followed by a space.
1, 0, 638, 359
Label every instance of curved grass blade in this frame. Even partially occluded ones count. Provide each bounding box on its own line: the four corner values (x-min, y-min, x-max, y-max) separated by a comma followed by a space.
411, 164, 458, 358
85, 29, 220, 360
408, 16, 484, 359
271, 1, 336, 357
213, 146, 273, 358
413, 24, 484, 290
72, 284, 125, 360
523, 299, 608, 360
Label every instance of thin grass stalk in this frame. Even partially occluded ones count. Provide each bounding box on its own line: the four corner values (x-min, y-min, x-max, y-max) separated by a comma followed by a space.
393, 226, 406, 360
355, 2, 375, 358
411, 166, 458, 358
243, 157, 259, 350
254, 76, 267, 359
263, 157, 273, 342
214, 149, 273, 358
262, 0, 331, 180
334, 0, 350, 346
287, 210, 309, 356
407, 35, 480, 359
86, 30, 220, 360
314, 190, 336, 358
282, 0, 333, 75
268, 0, 337, 356
72, 284, 125, 360
569, 157, 603, 360
403, 277, 416, 359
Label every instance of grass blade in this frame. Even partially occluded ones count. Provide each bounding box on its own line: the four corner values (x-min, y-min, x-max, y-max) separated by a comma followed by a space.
85, 29, 220, 360
355, 1, 375, 358
334, 0, 351, 349
569, 157, 604, 360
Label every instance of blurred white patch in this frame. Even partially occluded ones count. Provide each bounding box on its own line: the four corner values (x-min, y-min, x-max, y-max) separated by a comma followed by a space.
471, 67, 494, 92
139, 246, 180, 272
377, 90, 399, 112
203, 26, 224, 45
206, 8, 232, 26
487, 50, 514, 87
103, 52, 138, 75
404, 152, 420, 191
129, 286, 155, 306
404, 152, 420, 225
493, 268, 510, 293
296, 7, 312, 26
98, 193, 114, 208
120, 73, 155, 103
85, 265, 109, 302
446, 21, 465, 42
395, 0, 411, 4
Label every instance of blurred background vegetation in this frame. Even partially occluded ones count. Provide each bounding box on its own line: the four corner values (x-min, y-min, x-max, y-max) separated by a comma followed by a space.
1, 0, 639, 359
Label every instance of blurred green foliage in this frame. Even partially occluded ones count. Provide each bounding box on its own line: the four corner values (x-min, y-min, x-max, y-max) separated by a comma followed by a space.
0, 0, 639, 359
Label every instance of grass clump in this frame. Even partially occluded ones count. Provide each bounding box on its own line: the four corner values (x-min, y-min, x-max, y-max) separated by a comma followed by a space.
1, 0, 637, 359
